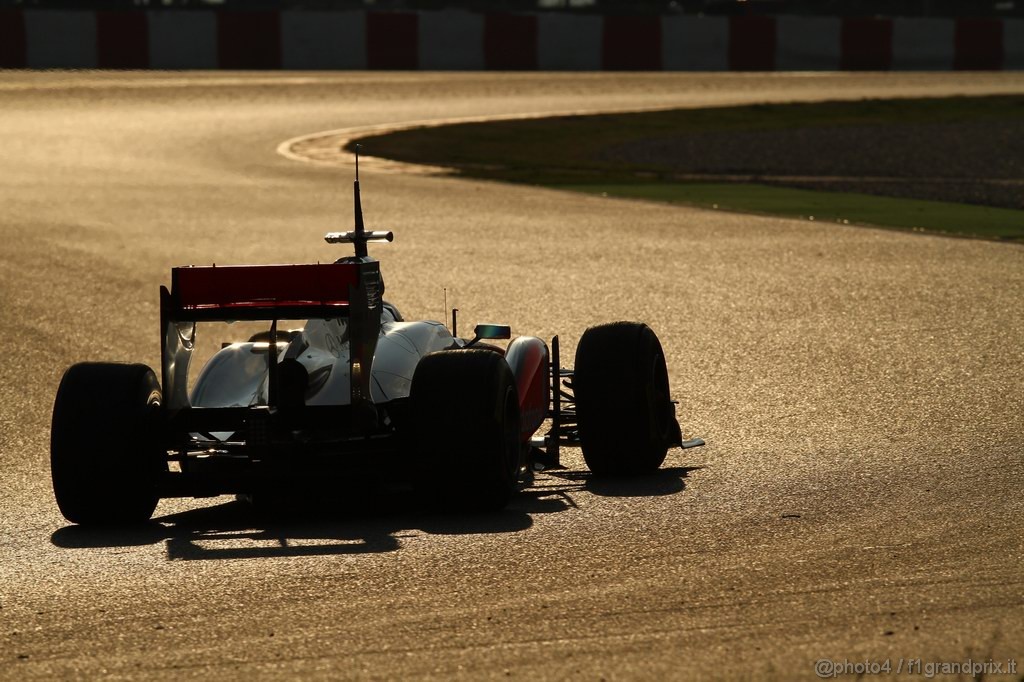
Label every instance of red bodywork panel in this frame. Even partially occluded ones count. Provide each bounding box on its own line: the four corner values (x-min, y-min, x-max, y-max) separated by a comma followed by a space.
172, 263, 358, 313
505, 337, 550, 441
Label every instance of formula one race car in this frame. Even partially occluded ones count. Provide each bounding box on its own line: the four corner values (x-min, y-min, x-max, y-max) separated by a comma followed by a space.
50, 161, 703, 525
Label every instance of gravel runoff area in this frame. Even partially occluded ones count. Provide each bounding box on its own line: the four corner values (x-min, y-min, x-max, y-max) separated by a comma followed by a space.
603, 120, 1024, 209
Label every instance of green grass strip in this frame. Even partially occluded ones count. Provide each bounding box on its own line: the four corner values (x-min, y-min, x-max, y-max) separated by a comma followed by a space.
560, 183, 1024, 242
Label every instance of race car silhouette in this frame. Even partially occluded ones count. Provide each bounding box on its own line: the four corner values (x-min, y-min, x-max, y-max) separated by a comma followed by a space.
51, 157, 703, 524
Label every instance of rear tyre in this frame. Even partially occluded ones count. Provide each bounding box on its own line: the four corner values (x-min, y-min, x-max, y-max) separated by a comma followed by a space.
50, 363, 166, 525
410, 350, 521, 511
573, 322, 680, 475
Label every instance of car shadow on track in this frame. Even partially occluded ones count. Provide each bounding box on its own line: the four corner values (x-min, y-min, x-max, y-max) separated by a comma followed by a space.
50, 497, 536, 561
49, 466, 696, 560
48, 486, 561, 561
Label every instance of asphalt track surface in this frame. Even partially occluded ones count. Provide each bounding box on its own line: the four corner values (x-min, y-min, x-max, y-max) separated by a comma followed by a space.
1, 72, 1023, 680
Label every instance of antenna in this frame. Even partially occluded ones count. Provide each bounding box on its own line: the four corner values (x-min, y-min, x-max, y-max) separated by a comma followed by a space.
353, 144, 366, 258
324, 144, 393, 254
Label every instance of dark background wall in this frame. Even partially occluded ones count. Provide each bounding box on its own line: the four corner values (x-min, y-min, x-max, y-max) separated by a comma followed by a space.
1, 3, 1020, 69
2, 0, 1021, 19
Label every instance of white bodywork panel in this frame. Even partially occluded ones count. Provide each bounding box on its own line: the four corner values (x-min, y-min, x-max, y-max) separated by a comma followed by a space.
190, 314, 456, 409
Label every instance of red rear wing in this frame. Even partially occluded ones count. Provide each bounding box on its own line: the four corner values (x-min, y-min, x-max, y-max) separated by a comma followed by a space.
170, 263, 359, 320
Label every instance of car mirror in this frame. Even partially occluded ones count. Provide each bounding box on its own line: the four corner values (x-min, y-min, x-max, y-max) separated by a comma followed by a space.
473, 324, 511, 341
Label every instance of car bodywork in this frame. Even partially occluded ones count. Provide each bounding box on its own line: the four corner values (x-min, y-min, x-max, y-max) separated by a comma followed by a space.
158, 257, 551, 498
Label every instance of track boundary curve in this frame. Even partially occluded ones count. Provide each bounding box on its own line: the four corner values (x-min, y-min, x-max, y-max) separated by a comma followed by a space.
275, 105, 687, 174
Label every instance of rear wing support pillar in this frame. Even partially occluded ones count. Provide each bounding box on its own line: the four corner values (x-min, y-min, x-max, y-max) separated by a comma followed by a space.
344, 258, 384, 430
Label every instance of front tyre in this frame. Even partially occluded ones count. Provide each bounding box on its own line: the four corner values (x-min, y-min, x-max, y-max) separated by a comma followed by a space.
411, 350, 521, 511
573, 322, 681, 475
50, 363, 166, 525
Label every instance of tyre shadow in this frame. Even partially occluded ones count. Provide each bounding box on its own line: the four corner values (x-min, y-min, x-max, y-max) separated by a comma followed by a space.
547, 466, 701, 498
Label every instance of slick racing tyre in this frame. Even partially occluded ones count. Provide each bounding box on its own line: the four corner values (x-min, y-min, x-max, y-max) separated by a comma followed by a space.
573, 322, 681, 475
410, 349, 521, 511
51, 363, 166, 525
